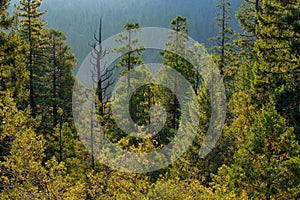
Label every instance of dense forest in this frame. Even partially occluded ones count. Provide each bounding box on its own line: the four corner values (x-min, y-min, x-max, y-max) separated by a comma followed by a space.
1, 0, 300, 199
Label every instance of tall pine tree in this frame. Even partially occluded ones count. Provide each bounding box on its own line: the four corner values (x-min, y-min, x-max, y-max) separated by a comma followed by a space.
15, 0, 47, 118
209, 0, 235, 75
160, 16, 196, 132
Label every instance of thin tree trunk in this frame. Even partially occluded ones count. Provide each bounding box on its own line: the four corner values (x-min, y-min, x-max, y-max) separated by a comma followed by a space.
52, 34, 58, 128
28, 1, 36, 117
59, 117, 62, 163
221, 0, 225, 75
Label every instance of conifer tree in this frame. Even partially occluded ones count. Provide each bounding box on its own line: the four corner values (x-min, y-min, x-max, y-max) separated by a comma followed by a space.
43, 29, 76, 130
113, 22, 147, 139
253, 0, 300, 135
230, 102, 300, 199
15, 0, 47, 118
114, 22, 144, 90
209, 0, 235, 75
161, 16, 195, 86
0, 0, 28, 106
41, 29, 77, 162
160, 16, 196, 131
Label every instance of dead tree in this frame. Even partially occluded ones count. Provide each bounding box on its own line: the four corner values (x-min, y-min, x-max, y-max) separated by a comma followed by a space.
88, 17, 115, 170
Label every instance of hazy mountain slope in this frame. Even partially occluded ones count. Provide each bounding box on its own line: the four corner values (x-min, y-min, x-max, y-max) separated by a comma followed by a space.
9, 0, 241, 68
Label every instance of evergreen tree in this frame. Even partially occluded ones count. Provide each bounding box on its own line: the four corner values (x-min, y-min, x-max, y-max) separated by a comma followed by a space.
114, 22, 144, 90
0, 0, 28, 106
112, 21, 162, 149
230, 102, 300, 199
224, 0, 260, 156
15, 0, 47, 118
161, 16, 195, 86
113, 22, 146, 138
2, 0, 300, 198
160, 16, 196, 132
32, 29, 77, 163
209, 0, 235, 75
41, 29, 76, 132
253, 0, 300, 138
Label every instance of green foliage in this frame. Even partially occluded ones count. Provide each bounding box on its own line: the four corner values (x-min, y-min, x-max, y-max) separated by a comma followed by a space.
230, 102, 300, 199
0, 92, 46, 199
253, 0, 300, 117
48, 122, 77, 162
0, 94, 85, 199
0, 92, 35, 160
0, 0, 13, 29
1, 0, 300, 199
44, 157, 86, 199
208, 165, 249, 199
15, 0, 47, 117
159, 16, 197, 137
0, 30, 28, 105
113, 22, 146, 143
0, 1, 28, 106
114, 22, 144, 75
41, 29, 76, 133
161, 16, 196, 86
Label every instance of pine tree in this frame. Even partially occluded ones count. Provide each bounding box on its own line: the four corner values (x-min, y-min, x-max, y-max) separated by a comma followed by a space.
40, 29, 77, 163
161, 16, 195, 86
15, 0, 47, 118
160, 16, 196, 131
114, 22, 144, 90
113, 21, 145, 133
42, 29, 76, 131
0, 0, 29, 171
230, 102, 300, 199
209, 0, 235, 75
224, 0, 260, 154
253, 0, 300, 137
0, 0, 28, 106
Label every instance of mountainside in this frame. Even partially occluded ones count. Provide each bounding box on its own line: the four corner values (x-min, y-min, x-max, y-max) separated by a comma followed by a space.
10, 0, 241, 68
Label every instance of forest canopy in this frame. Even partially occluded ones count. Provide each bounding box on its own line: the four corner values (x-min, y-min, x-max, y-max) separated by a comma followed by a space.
0, 0, 299, 199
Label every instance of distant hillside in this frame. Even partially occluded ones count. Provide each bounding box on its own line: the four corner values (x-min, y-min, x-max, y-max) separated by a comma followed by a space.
9, 0, 241, 69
